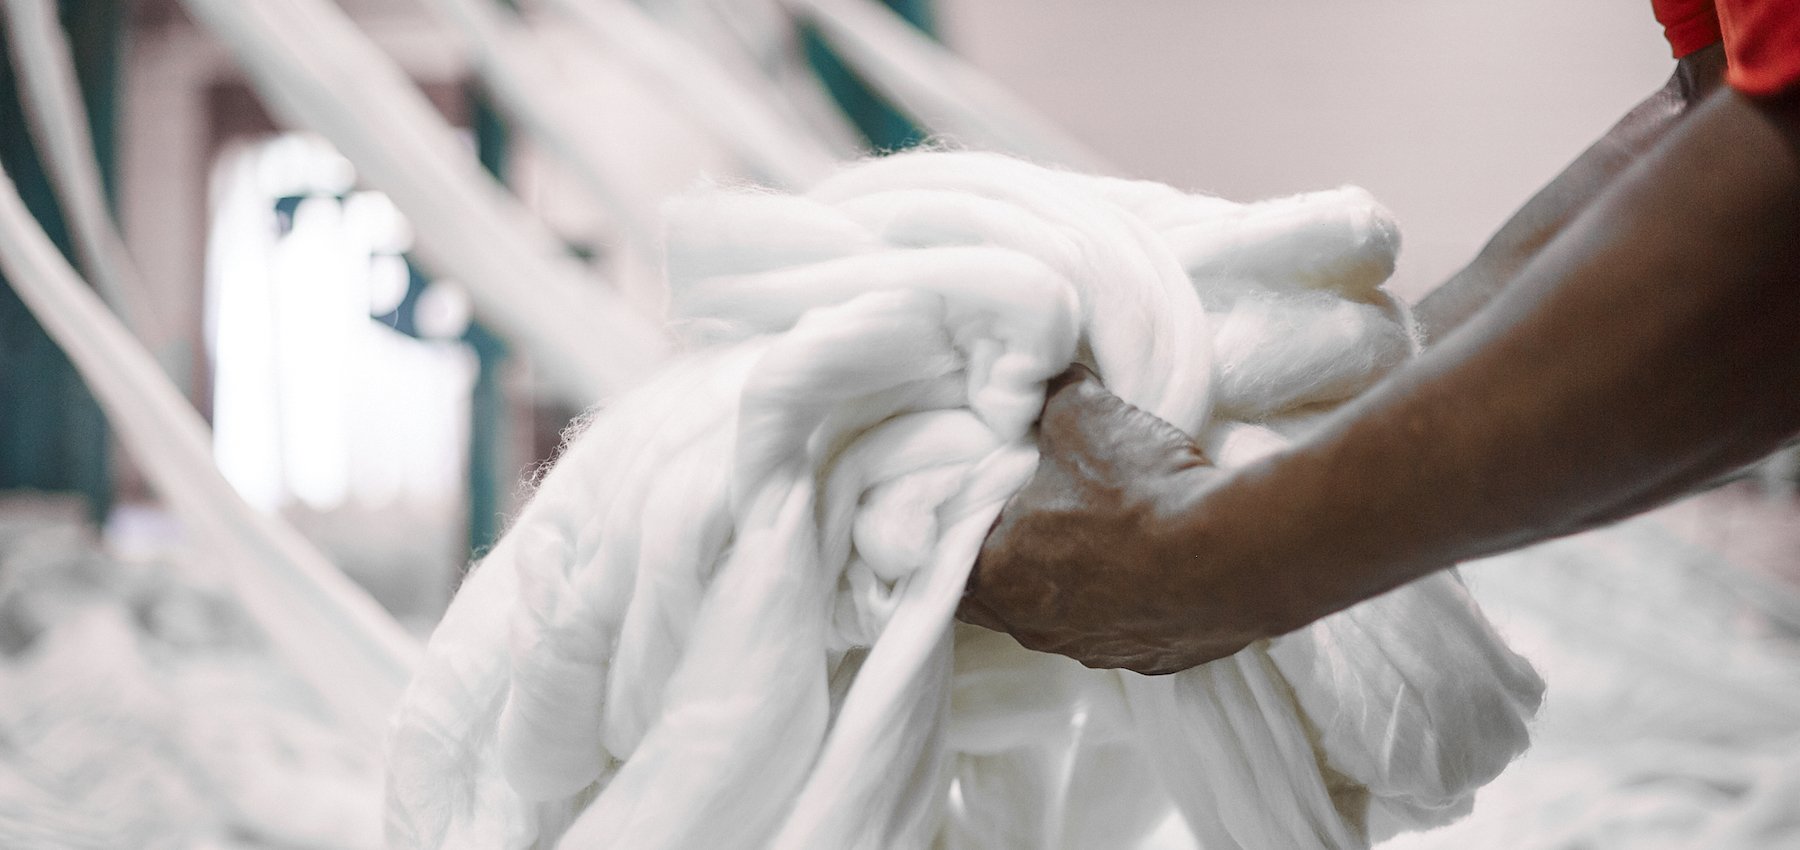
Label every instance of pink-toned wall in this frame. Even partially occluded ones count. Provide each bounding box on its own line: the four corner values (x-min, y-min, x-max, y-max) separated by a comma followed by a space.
939, 1, 1672, 300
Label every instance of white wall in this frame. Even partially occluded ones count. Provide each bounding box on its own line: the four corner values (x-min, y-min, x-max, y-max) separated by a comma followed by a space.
938, 1, 1674, 299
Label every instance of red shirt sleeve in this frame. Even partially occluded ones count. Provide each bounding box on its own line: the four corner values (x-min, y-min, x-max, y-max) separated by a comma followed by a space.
1718, 0, 1800, 96
1653, 0, 1725, 57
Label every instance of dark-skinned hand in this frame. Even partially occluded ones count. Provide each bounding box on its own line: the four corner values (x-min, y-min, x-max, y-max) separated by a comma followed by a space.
957, 366, 1277, 675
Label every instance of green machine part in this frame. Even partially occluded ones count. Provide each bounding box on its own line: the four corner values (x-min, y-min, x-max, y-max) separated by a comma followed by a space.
804, 0, 935, 152
0, 0, 126, 520
466, 85, 510, 558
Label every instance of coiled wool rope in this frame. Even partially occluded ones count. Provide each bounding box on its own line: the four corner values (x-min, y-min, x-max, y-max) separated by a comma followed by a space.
385, 151, 1544, 850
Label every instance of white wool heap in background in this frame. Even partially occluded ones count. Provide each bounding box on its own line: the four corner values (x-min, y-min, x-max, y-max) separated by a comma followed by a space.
385, 151, 1545, 850
0, 507, 384, 850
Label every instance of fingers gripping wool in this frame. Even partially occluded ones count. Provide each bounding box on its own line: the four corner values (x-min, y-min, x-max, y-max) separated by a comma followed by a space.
385, 151, 1543, 850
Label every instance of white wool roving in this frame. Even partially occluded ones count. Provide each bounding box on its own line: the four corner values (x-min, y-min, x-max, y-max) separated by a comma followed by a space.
385, 151, 1543, 850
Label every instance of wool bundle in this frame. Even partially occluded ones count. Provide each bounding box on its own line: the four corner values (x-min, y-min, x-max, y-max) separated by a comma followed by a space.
385, 151, 1543, 850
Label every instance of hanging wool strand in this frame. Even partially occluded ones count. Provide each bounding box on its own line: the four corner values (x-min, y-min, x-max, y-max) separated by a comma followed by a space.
385, 151, 1543, 850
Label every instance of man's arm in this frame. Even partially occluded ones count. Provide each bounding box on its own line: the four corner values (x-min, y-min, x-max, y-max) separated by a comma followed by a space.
962, 86, 1800, 674
1414, 44, 1725, 343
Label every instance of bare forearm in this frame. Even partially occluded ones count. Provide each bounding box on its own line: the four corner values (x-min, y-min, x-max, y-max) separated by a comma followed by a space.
1415, 45, 1726, 342
1172, 88, 1800, 632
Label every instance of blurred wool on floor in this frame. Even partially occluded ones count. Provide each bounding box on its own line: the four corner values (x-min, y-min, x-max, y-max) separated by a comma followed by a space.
0, 497, 382, 850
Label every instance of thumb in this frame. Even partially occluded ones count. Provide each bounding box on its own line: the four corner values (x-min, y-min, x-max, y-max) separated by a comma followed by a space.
1037, 365, 1207, 477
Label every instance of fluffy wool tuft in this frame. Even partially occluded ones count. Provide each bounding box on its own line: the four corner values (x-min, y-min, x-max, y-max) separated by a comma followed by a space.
384, 151, 1543, 850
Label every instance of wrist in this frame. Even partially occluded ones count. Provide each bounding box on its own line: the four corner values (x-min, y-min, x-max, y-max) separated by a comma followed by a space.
1145, 461, 1333, 643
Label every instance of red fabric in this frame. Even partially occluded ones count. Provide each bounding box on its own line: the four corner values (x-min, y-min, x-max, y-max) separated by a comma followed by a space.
1653, 0, 1725, 57
1650, 0, 1800, 96
1718, 0, 1800, 96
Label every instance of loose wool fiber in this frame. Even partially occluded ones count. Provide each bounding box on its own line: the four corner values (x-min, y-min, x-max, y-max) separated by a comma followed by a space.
385, 151, 1543, 850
